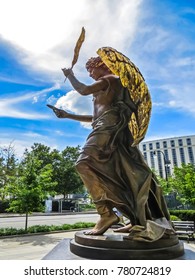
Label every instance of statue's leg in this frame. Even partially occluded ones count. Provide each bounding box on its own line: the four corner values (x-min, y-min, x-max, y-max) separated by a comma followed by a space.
85, 203, 119, 235
76, 161, 119, 235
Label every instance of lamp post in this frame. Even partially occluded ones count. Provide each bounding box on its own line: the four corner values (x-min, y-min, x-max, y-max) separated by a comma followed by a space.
153, 150, 171, 188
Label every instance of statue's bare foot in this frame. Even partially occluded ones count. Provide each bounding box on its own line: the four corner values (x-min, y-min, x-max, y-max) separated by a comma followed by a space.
113, 223, 132, 233
84, 212, 119, 235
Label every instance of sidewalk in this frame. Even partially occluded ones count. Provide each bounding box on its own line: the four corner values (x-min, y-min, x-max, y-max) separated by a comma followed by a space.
0, 230, 195, 260
0, 230, 77, 260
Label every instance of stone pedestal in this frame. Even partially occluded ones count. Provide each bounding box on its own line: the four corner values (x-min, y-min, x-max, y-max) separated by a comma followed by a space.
70, 230, 184, 260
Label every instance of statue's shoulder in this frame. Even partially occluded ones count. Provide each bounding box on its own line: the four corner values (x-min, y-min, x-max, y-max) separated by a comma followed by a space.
100, 74, 120, 84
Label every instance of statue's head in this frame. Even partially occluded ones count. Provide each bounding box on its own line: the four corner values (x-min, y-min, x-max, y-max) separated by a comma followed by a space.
85, 56, 111, 73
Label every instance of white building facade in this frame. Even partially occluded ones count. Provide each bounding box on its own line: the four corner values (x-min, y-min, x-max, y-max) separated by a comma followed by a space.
139, 135, 195, 178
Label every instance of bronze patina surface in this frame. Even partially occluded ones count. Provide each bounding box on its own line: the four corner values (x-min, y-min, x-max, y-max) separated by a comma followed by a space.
48, 41, 182, 254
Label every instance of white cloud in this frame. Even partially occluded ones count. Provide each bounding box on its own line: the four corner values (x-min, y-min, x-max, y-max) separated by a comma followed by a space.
1, 0, 195, 143
134, 10, 195, 119
158, 83, 195, 115
0, 109, 47, 120
0, 137, 33, 158
173, 57, 195, 67
55, 90, 92, 114
0, 0, 142, 74
168, 100, 176, 107
0, 137, 59, 159
22, 132, 44, 138
0, 0, 86, 53
54, 90, 92, 129
0, 85, 59, 119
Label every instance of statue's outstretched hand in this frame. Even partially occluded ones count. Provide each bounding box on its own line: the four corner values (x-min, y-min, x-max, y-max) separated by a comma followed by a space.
47, 104, 69, 118
62, 68, 74, 77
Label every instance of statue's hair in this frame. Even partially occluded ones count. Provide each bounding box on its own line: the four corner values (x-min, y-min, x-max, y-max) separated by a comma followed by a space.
85, 56, 110, 71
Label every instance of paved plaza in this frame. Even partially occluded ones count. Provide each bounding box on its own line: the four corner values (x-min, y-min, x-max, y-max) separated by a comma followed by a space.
0, 231, 75, 260
0, 231, 194, 260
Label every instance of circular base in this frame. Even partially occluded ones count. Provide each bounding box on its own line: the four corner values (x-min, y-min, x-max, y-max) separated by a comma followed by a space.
70, 231, 185, 260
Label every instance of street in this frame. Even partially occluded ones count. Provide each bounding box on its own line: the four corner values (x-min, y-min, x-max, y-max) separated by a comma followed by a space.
0, 213, 99, 229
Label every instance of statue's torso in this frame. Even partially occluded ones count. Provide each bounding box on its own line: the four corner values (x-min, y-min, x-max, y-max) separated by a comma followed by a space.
93, 75, 122, 120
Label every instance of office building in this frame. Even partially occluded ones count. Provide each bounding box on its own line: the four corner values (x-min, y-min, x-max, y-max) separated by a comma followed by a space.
139, 135, 195, 178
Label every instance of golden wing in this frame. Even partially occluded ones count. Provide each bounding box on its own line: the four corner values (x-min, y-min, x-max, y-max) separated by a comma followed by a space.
97, 47, 152, 146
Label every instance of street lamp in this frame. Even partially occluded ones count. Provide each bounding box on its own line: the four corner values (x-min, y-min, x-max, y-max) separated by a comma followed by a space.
153, 150, 171, 187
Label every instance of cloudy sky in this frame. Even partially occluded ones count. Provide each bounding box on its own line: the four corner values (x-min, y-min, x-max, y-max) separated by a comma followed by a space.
0, 0, 195, 157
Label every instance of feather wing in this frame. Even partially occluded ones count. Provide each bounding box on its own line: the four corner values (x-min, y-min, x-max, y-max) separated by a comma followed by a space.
97, 46, 152, 146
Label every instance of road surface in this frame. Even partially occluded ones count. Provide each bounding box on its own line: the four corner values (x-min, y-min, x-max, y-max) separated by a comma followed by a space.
0, 213, 99, 229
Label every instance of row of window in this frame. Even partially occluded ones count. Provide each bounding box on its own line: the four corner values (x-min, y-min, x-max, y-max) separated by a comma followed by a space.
142, 138, 192, 151
143, 146, 194, 167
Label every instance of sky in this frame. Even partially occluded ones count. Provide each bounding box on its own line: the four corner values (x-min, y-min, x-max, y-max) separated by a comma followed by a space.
0, 0, 195, 157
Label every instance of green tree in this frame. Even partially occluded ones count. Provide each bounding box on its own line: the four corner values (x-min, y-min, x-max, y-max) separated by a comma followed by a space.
54, 146, 84, 198
5, 155, 57, 231
22, 144, 84, 198
23, 143, 52, 168
151, 169, 174, 195
171, 163, 195, 208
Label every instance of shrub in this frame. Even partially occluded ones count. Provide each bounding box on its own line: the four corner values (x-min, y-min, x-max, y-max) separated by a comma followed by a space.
0, 227, 26, 236
169, 210, 195, 221
0, 222, 96, 237
170, 215, 180, 221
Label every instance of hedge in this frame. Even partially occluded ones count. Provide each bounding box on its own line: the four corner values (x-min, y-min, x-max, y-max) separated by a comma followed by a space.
169, 210, 195, 221
0, 222, 96, 237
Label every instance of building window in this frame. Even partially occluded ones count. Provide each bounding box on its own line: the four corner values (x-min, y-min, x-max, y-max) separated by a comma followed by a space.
163, 149, 171, 176
143, 144, 146, 151
157, 150, 163, 178
188, 147, 194, 164
170, 140, 175, 147
149, 143, 153, 150
178, 139, 183, 146
164, 150, 169, 161
172, 149, 178, 166
163, 141, 167, 148
156, 142, 160, 149
186, 138, 191, 145
143, 152, 147, 162
150, 151, 155, 169
179, 147, 185, 164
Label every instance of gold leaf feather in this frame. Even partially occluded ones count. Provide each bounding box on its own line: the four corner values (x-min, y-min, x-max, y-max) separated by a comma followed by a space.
71, 27, 85, 69
97, 46, 152, 146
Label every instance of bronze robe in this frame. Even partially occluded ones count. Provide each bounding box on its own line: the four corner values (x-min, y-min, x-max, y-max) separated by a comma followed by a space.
76, 79, 174, 241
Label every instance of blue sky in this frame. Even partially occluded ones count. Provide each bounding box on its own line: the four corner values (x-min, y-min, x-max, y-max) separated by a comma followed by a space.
0, 0, 195, 157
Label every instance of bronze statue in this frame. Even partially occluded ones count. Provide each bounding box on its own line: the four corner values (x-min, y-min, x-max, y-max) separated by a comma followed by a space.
48, 47, 175, 242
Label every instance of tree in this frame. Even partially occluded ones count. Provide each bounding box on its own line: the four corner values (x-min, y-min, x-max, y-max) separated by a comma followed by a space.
22, 144, 85, 198
0, 155, 5, 200
171, 163, 195, 208
54, 146, 84, 198
5, 155, 57, 231
23, 143, 52, 168
0, 142, 18, 201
